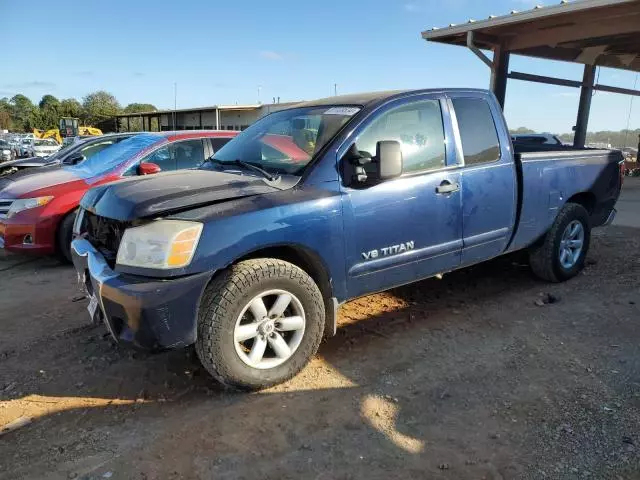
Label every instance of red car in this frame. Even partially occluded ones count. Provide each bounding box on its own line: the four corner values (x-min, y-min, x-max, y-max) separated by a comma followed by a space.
0, 131, 237, 261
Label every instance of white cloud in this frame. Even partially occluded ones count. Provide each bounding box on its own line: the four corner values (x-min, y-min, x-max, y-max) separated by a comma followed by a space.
259, 51, 284, 61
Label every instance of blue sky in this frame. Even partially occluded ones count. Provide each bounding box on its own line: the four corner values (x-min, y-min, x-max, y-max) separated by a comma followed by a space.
1, 0, 639, 135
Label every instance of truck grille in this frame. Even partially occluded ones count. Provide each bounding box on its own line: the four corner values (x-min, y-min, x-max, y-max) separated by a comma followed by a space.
80, 211, 132, 267
0, 199, 13, 219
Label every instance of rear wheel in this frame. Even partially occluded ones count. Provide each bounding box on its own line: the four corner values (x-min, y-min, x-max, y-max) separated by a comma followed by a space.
196, 259, 325, 390
56, 210, 77, 263
529, 202, 591, 282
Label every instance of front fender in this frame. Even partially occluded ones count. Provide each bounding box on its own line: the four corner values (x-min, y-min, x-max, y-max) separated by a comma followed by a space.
173, 183, 348, 301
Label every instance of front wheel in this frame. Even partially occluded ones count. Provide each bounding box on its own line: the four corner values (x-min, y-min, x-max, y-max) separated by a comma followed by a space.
529, 202, 591, 282
196, 259, 325, 390
56, 209, 77, 263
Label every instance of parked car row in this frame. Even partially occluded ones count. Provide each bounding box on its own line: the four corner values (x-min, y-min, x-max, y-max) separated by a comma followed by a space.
0, 89, 624, 391
0, 133, 133, 177
0, 130, 238, 261
0, 133, 67, 161
0, 139, 14, 162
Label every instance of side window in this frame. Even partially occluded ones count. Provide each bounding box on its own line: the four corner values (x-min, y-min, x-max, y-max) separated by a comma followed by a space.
80, 141, 114, 159
173, 139, 205, 169
144, 145, 175, 171
210, 137, 231, 154
354, 99, 446, 174
451, 98, 500, 165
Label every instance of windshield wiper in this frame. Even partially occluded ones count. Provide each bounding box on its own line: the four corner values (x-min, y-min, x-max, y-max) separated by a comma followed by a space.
233, 159, 278, 182
202, 157, 223, 166
203, 157, 279, 182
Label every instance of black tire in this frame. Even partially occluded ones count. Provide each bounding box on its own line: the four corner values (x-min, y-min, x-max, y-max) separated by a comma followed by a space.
196, 259, 325, 391
56, 210, 77, 264
529, 202, 591, 282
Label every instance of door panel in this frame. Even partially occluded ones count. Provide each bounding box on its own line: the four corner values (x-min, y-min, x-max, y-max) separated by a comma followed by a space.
343, 171, 462, 298
340, 95, 463, 299
448, 95, 517, 266
460, 163, 516, 264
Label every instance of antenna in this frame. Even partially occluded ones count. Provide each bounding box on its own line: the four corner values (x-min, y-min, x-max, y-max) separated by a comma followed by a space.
172, 82, 177, 130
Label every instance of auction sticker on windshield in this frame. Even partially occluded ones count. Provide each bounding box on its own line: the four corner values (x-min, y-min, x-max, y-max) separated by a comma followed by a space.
324, 107, 360, 116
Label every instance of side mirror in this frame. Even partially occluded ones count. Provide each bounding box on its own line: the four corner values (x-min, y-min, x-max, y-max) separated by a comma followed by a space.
376, 141, 403, 180
138, 162, 162, 175
68, 154, 86, 165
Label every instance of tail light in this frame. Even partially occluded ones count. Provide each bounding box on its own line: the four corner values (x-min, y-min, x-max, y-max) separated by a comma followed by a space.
619, 160, 625, 186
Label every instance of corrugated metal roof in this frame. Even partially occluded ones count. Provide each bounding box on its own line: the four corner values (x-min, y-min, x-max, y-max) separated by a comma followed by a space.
115, 102, 298, 118
422, 0, 634, 40
422, 0, 640, 72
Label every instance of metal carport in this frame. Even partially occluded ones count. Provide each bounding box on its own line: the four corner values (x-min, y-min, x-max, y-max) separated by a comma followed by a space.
422, 0, 640, 148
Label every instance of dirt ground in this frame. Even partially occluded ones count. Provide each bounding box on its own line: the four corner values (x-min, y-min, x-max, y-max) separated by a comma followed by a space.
1, 181, 640, 480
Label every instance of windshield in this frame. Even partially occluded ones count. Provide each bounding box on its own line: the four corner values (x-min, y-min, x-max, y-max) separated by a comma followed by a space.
35, 139, 58, 147
207, 106, 359, 175
69, 133, 161, 177
46, 137, 92, 162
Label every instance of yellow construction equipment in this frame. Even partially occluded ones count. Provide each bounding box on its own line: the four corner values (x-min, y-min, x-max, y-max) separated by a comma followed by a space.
58, 117, 102, 139
33, 119, 102, 145
78, 126, 102, 136
33, 128, 62, 144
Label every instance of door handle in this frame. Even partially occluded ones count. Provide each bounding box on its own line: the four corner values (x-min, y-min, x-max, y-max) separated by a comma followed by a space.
436, 180, 460, 195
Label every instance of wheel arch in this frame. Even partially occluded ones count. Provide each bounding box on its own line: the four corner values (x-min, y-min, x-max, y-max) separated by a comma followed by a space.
219, 243, 338, 337
566, 191, 596, 215
54, 206, 79, 257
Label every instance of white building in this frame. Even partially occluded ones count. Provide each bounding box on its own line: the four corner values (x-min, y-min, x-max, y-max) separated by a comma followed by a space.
115, 102, 298, 133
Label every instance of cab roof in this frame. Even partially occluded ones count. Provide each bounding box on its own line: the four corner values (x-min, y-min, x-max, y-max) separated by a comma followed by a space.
292, 88, 491, 109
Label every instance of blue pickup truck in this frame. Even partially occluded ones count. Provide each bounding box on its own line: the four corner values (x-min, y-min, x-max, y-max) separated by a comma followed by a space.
71, 89, 623, 390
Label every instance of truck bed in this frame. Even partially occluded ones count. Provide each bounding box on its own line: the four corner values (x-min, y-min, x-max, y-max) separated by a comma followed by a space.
513, 143, 589, 154
508, 147, 623, 252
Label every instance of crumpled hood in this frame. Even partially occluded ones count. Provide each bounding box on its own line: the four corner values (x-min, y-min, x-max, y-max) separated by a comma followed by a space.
0, 166, 78, 198
80, 169, 289, 221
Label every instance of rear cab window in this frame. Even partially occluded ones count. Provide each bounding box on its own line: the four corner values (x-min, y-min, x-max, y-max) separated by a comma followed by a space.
451, 97, 501, 165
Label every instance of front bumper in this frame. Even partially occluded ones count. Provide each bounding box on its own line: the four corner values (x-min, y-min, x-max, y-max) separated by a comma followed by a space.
0, 215, 57, 254
71, 238, 212, 350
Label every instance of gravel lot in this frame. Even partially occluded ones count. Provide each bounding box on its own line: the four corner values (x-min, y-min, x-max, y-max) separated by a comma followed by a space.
1, 180, 639, 480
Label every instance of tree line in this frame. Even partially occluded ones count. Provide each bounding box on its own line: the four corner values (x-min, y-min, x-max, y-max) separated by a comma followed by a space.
2, 94, 637, 148
0, 91, 157, 133
510, 126, 640, 148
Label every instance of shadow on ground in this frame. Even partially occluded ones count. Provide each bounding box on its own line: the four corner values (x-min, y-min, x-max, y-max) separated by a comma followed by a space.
1, 227, 640, 479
